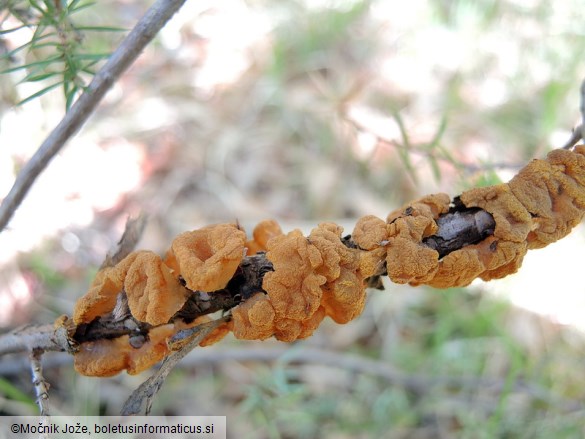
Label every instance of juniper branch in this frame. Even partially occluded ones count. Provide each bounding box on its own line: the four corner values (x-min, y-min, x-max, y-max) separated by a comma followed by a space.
0, 200, 496, 352
0, 0, 189, 232
30, 348, 51, 416
121, 317, 230, 416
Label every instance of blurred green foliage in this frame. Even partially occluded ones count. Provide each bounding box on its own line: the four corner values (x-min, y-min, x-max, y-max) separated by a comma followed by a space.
0, 0, 123, 109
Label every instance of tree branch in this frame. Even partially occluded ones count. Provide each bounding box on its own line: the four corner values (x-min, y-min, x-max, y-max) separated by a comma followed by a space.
423, 204, 495, 258
0, 0, 189, 233
0, 201, 495, 354
30, 348, 51, 416
343, 109, 525, 173
121, 317, 230, 416
100, 214, 147, 269
0, 324, 69, 356
562, 77, 585, 149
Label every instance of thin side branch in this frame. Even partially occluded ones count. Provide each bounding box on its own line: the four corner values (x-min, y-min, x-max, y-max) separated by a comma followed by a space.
121, 317, 230, 416
562, 124, 584, 150
30, 349, 50, 416
100, 214, 147, 269
0, 352, 71, 376
0, 0, 189, 232
562, 77, 585, 149
343, 111, 524, 173
0, 203, 495, 351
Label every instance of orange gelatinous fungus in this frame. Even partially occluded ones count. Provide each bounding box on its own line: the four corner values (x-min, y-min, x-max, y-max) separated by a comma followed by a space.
509, 146, 585, 248
230, 292, 276, 340
297, 306, 327, 339
308, 223, 368, 324
453, 147, 585, 284
73, 251, 144, 325
74, 337, 129, 377
165, 223, 246, 292
245, 219, 283, 255
69, 146, 585, 369
459, 185, 531, 245
384, 194, 450, 285
73, 324, 175, 377
72, 268, 120, 325
198, 321, 231, 347
383, 190, 530, 288
262, 229, 326, 341
460, 148, 585, 245
73, 251, 189, 326
231, 223, 374, 341
385, 148, 585, 288
321, 268, 366, 324
123, 251, 190, 325
352, 215, 388, 250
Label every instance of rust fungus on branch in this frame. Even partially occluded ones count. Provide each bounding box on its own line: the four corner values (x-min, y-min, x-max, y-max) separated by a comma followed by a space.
65, 147, 585, 376
384, 146, 585, 287
165, 223, 246, 292
71, 223, 245, 376
73, 251, 189, 326
230, 222, 384, 340
74, 324, 175, 377
245, 219, 283, 255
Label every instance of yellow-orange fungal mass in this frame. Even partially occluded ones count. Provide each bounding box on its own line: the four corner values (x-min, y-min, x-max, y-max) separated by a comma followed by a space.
73, 251, 189, 326
384, 147, 585, 287
165, 223, 246, 292
68, 147, 585, 375
73, 324, 175, 377
245, 219, 284, 255
72, 223, 245, 376
230, 223, 375, 340
230, 292, 277, 340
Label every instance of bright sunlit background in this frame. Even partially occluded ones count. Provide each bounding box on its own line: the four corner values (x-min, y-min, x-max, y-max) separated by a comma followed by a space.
1, 0, 585, 436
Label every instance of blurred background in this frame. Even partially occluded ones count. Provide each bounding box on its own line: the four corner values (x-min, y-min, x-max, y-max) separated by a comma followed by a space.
1, 0, 585, 437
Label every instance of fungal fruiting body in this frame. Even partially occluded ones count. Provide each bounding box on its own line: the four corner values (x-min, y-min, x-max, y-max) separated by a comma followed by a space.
69, 147, 585, 376
231, 223, 377, 342
71, 223, 245, 376
382, 146, 585, 288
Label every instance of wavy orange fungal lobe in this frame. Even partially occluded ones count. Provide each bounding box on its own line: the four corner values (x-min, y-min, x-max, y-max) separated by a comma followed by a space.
165, 223, 246, 292
384, 194, 450, 285
231, 292, 276, 340
352, 215, 388, 250
72, 269, 120, 325
263, 230, 325, 320
73, 251, 189, 326
509, 147, 585, 248
73, 324, 175, 377
123, 251, 190, 325
245, 219, 284, 255
308, 223, 368, 324
232, 222, 379, 340
73, 252, 144, 325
